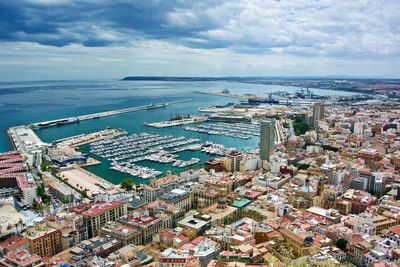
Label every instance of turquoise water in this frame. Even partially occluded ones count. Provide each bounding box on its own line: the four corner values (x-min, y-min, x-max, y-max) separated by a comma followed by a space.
0, 79, 357, 184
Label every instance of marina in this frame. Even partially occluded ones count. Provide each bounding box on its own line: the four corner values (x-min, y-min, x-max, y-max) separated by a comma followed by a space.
87, 132, 236, 179
184, 122, 260, 139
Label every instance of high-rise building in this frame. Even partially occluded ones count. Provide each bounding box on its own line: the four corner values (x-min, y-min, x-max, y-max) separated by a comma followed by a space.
228, 151, 243, 172
259, 119, 275, 161
312, 103, 325, 129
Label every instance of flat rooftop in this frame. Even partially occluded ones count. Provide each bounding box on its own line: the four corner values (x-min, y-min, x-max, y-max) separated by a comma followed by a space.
178, 214, 210, 230
82, 201, 124, 217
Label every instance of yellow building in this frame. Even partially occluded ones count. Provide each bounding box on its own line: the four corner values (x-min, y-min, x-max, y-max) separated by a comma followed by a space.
279, 228, 319, 257
22, 221, 63, 257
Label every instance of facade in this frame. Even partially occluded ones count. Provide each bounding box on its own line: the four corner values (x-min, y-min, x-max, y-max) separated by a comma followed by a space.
312, 102, 325, 129
21, 222, 63, 257
228, 151, 243, 172
119, 213, 165, 244
45, 211, 88, 250
159, 188, 193, 213
0, 151, 37, 207
78, 201, 128, 238
146, 199, 185, 227
47, 181, 75, 203
260, 119, 275, 161
99, 221, 142, 246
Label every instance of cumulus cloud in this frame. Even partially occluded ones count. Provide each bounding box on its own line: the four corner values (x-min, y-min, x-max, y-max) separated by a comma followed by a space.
0, 0, 399, 79
0, 0, 398, 56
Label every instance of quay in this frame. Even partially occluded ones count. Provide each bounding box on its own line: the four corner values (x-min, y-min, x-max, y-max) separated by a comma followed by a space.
31, 99, 192, 128
195, 91, 251, 100
53, 128, 126, 147
144, 116, 208, 128
7, 99, 191, 161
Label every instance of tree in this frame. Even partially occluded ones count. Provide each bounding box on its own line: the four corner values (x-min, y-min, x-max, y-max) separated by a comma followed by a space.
36, 186, 51, 204
336, 238, 348, 251
120, 178, 134, 191
81, 189, 88, 198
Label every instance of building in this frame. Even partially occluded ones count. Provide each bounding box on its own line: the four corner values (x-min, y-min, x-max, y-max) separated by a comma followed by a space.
142, 174, 193, 203
347, 234, 373, 266
306, 207, 342, 224
47, 181, 75, 203
0, 249, 44, 267
239, 154, 260, 172
45, 211, 88, 250
200, 200, 239, 226
119, 213, 165, 244
353, 120, 364, 135
99, 221, 142, 246
340, 189, 376, 214
159, 188, 192, 213
107, 244, 154, 266
76, 201, 128, 238
177, 212, 212, 235
65, 236, 122, 265
21, 221, 63, 257
204, 158, 224, 172
312, 102, 325, 129
153, 228, 191, 249
279, 227, 318, 257
260, 119, 275, 161
159, 236, 220, 267
228, 151, 243, 172
146, 199, 185, 227
0, 151, 37, 207
0, 236, 31, 257
205, 218, 256, 251
344, 214, 397, 236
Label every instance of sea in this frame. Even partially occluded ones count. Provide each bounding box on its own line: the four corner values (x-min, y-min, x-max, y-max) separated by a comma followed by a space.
0, 79, 357, 184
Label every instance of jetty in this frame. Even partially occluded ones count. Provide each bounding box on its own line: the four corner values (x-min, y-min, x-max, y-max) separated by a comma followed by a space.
31, 99, 192, 128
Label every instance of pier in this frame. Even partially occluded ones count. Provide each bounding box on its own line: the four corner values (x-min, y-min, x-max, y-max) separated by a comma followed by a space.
144, 116, 207, 128
31, 99, 192, 128
195, 91, 251, 99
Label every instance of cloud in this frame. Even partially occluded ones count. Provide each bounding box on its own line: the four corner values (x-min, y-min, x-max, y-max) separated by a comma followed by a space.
0, 0, 399, 80
0, 0, 397, 57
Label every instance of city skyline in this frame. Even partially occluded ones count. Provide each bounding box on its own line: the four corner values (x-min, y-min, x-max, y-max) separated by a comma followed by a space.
0, 0, 400, 81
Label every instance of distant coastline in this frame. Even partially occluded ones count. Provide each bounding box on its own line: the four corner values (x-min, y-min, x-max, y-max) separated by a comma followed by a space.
122, 76, 400, 95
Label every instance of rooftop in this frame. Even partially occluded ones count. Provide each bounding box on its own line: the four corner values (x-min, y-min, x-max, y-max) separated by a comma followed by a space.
3, 249, 42, 267
232, 198, 252, 208
81, 201, 124, 217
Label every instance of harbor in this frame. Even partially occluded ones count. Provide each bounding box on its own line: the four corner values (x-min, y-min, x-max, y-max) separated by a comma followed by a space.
184, 122, 260, 139
87, 132, 237, 180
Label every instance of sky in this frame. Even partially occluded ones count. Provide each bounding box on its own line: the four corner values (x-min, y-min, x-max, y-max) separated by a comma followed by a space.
0, 0, 399, 81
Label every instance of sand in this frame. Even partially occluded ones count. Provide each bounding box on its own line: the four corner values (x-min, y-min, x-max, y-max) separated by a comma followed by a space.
0, 204, 26, 235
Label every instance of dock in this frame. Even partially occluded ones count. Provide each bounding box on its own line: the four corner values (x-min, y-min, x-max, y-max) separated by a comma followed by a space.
7, 99, 192, 158
144, 116, 208, 128
31, 99, 192, 128
195, 91, 252, 100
